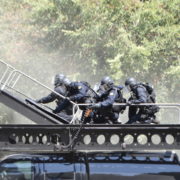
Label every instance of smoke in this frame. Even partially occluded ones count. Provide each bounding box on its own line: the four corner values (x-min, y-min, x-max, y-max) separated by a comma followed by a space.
0, 1, 179, 124
0, 2, 81, 123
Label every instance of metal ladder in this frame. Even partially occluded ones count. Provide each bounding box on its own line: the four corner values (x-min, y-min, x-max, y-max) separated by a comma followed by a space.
0, 59, 179, 124
0, 60, 77, 124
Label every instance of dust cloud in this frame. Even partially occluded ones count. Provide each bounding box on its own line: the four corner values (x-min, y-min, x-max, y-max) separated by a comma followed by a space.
0, 1, 179, 124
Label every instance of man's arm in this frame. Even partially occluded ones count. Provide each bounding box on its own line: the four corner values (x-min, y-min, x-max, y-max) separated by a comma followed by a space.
36, 92, 57, 104
100, 89, 117, 108
69, 83, 87, 102
53, 99, 70, 114
131, 87, 147, 104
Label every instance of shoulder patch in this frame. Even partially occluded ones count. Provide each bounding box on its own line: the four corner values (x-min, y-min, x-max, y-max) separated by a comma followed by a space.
110, 92, 114, 96
78, 86, 82, 90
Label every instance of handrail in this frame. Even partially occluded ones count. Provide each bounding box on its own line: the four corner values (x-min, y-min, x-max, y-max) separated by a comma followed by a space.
11, 74, 21, 88
0, 70, 16, 90
0, 60, 77, 105
0, 60, 179, 124
0, 61, 15, 87
9, 70, 76, 104
71, 103, 180, 124
0, 60, 14, 69
1, 60, 179, 106
75, 102, 180, 106
0, 60, 80, 121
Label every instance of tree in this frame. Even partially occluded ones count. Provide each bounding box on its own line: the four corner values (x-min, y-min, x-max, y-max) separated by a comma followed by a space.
0, 0, 179, 102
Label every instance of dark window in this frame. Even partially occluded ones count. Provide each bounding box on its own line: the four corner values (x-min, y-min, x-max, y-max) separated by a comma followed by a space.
1, 154, 180, 180
89, 163, 180, 180
44, 162, 74, 180
0, 160, 32, 180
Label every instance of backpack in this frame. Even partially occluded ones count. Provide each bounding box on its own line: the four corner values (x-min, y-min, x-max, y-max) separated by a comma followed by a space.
138, 83, 160, 114
114, 85, 125, 103
81, 81, 91, 88
112, 86, 126, 112
140, 83, 156, 103
81, 81, 99, 103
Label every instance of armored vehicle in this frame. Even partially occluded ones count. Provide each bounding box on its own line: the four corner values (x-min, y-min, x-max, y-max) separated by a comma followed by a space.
0, 60, 179, 180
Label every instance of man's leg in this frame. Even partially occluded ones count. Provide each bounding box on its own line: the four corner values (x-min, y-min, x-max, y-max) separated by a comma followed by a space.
141, 106, 160, 124
126, 106, 138, 124
57, 111, 72, 122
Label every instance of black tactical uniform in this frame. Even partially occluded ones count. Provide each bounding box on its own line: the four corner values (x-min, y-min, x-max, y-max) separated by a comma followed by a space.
91, 77, 125, 124
36, 74, 72, 121
36, 86, 66, 104
125, 77, 159, 124
53, 79, 90, 114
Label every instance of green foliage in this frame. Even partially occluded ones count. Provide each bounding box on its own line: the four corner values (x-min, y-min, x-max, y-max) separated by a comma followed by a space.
0, 0, 179, 102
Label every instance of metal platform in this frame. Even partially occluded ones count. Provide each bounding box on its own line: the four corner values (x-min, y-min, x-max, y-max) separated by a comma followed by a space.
0, 89, 69, 124
0, 60, 180, 155
0, 124, 180, 153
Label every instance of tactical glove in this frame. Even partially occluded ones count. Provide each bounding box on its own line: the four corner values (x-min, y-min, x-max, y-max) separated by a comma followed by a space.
35, 99, 42, 103
52, 109, 57, 114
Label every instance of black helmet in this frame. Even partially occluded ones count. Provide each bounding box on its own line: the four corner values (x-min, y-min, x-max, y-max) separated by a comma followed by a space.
54, 74, 65, 86
100, 76, 114, 90
125, 77, 137, 88
63, 77, 71, 87
101, 76, 114, 85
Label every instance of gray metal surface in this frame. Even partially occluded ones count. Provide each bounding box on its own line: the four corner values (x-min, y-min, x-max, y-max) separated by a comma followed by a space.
0, 90, 69, 125
0, 124, 180, 153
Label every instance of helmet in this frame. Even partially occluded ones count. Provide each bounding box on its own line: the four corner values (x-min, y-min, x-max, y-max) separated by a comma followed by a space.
125, 77, 137, 90
54, 74, 66, 86
63, 77, 71, 87
101, 76, 114, 85
100, 76, 114, 90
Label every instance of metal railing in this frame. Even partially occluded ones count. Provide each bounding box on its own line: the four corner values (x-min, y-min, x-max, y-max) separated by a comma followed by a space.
0, 59, 179, 124
0, 60, 79, 123
0, 60, 69, 101
76, 102, 180, 123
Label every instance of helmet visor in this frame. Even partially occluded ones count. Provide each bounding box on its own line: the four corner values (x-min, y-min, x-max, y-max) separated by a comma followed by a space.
102, 83, 110, 91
